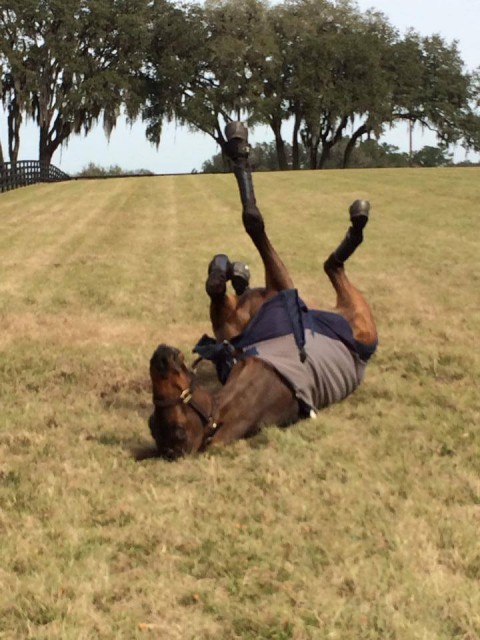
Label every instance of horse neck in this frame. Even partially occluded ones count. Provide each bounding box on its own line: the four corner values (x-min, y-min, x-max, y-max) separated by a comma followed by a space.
193, 382, 215, 416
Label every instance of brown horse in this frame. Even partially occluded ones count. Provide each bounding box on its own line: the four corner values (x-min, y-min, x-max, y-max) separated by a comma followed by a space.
149, 122, 377, 459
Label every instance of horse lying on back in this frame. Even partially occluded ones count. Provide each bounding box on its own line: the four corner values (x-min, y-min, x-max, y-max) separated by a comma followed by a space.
148, 122, 377, 459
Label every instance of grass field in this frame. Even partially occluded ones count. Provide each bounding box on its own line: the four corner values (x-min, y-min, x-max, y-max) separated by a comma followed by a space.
0, 167, 479, 639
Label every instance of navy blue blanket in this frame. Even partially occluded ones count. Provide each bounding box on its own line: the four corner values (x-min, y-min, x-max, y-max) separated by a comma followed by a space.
193, 289, 377, 384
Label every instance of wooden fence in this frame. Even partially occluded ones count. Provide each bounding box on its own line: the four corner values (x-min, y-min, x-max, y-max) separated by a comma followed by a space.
0, 160, 70, 193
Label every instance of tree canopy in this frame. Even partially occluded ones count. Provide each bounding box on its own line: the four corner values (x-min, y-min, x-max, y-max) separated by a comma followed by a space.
1, 0, 478, 169
0, 0, 150, 164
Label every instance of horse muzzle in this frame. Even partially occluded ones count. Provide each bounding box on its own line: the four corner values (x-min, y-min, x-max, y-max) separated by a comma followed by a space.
148, 413, 199, 460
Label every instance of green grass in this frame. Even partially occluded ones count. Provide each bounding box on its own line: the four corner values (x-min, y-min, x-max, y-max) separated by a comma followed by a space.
0, 168, 479, 639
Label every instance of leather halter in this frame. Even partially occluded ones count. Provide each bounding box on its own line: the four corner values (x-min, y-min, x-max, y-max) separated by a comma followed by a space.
152, 374, 218, 438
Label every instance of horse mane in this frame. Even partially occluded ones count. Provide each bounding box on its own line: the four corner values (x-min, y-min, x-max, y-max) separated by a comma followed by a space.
150, 344, 182, 376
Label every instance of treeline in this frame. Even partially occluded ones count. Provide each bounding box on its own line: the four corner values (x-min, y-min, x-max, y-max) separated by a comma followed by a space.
75, 163, 154, 178
202, 140, 477, 171
1, 0, 479, 171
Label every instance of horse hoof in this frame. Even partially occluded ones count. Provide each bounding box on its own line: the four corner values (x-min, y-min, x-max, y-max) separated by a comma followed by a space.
205, 270, 227, 297
349, 199, 370, 229
208, 254, 231, 277
225, 121, 248, 142
231, 261, 250, 295
224, 122, 250, 160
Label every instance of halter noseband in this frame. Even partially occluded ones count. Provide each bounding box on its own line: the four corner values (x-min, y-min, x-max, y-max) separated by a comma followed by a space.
152, 372, 218, 438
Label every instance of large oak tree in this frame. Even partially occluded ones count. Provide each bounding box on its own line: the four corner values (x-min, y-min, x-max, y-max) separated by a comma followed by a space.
0, 0, 149, 165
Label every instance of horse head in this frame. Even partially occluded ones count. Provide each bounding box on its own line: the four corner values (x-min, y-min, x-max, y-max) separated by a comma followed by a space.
149, 344, 213, 459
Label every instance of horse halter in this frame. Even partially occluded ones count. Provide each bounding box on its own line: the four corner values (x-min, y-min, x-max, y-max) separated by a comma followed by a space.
152, 371, 218, 440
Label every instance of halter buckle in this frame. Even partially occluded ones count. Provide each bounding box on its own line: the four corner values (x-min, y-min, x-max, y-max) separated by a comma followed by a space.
180, 388, 192, 404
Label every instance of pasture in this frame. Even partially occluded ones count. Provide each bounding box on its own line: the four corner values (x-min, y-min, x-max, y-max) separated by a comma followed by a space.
0, 168, 479, 639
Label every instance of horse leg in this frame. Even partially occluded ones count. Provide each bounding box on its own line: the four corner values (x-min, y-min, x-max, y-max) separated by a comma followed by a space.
204, 253, 238, 340
323, 200, 377, 344
207, 358, 299, 447
225, 122, 293, 294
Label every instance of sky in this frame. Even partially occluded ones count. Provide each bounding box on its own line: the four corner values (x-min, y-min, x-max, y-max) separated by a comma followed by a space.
1, 0, 479, 174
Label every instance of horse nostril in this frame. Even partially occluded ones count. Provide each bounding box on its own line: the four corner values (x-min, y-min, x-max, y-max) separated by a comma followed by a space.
175, 426, 186, 441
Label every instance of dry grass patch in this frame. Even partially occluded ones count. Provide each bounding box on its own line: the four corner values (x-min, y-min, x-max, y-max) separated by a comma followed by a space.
0, 168, 479, 639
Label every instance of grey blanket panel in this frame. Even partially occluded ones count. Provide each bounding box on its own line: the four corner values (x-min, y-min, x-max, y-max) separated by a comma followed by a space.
247, 332, 365, 411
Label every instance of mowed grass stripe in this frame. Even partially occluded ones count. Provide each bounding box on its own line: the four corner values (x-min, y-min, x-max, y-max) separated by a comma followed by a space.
0, 180, 132, 310
31, 179, 156, 314
0, 167, 479, 639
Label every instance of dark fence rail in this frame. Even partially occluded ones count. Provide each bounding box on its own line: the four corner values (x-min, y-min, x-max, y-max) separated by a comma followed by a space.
0, 160, 70, 193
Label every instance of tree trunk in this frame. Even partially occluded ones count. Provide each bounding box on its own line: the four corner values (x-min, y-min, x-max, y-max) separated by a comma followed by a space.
291, 110, 301, 170
275, 132, 288, 170
343, 124, 370, 168
39, 124, 53, 167
318, 142, 331, 169
300, 127, 319, 170
273, 125, 288, 171
317, 116, 349, 169
7, 103, 22, 164
38, 118, 72, 171
268, 117, 288, 170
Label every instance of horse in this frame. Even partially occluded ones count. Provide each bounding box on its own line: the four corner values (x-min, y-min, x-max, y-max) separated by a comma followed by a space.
148, 122, 378, 459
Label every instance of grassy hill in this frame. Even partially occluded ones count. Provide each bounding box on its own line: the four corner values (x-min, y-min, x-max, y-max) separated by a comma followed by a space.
0, 168, 479, 639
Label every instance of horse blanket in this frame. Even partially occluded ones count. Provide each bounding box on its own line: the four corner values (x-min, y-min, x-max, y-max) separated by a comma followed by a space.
194, 289, 377, 416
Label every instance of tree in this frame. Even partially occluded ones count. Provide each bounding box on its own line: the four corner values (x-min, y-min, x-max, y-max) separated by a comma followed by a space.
201, 139, 309, 172
241, 0, 294, 169
339, 9, 398, 168
144, 0, 280, 151
141, 1, 213, 145
284, 0, 358, 169
389, 32, 480, 155
75, 162, 153, 177
412, 145, 453, 167
0, 51, 26, 164
248, 1, 479, 169
322, 139, 407, 168
0, 71, 23, 164
296, 2, 397, 169
0, 70, 4, 164
246, 0, 396, 170
0, 0, 150, 165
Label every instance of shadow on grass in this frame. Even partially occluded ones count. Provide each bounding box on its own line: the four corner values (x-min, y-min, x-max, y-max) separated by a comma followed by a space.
85, 432, 161, 461
98, 363, 220, 414
98, 375, 151, 417
130, 442, 163, 462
